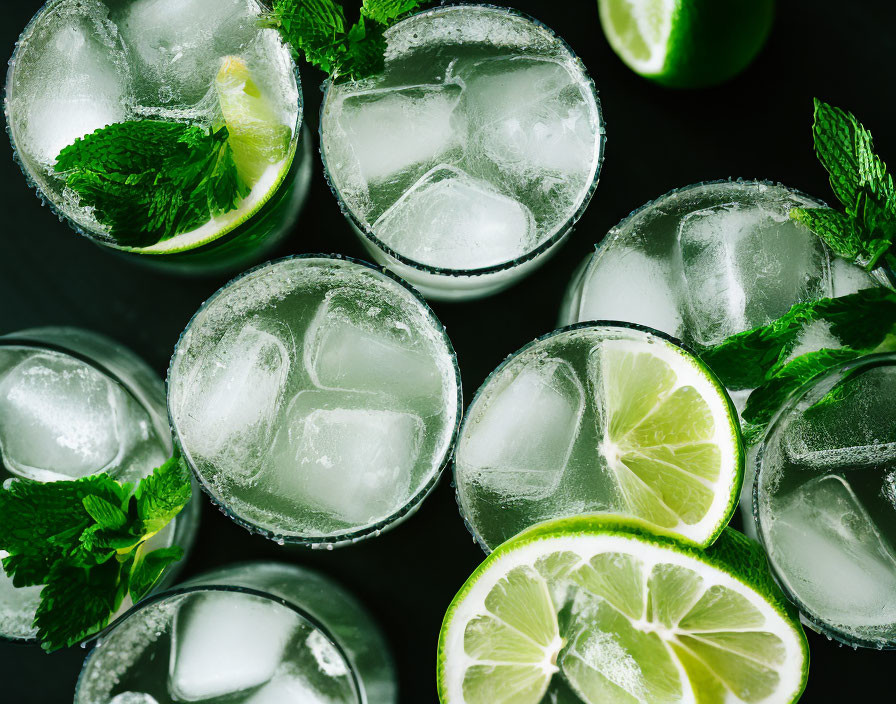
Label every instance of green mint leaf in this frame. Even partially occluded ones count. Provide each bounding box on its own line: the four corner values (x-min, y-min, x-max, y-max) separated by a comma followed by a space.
0, 453, 191, 649
360, 0, 421, 25
0, 474, 129, 586
798, 99, 896, 272
134, 454, 193, 536
699, 288, 896, 390
791, 207, 864, 262
81, 495, 128, 531
129, 545, 184, 602
35, 559, 129, 652
55, 121, 248, 247
269, 0, 424, 81
268, 0, 347, 74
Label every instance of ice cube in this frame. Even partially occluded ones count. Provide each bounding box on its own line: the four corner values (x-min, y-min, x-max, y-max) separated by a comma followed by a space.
242, 668, 337, 704
677, 202, 830, 346
373, 165, 535, 269
333, 82, 464, 186
170, 592, 297, 701
269, 396, 421, 525
304, 288, 443, 401
791, 442, 896, 470
461, 57, 596, 182
181, 318, 293, 480
109, 694, 159, 704
768, 474, 896, 628
461, 359, 585, 501
0, 550, 41, 638
0, 352, 131, 482
831, 257, 877, 297
12, 0, 130, 164
114, 0, 257, 109
306, 630, 349, 677
577, 248, 683, 339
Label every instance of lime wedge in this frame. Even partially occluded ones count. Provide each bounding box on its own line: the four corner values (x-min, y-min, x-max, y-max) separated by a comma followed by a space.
592, 337, 742, 545
597, 0, 774, 88
216, 55, 291, 185
438, 516, 809, 704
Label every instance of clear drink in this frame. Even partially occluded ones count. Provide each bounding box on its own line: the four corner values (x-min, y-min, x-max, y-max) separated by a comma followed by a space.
320, 4, 604, 301
560, 180, 878, 349
5, 0, 310, 273
754, 353, 896, 648
0, 328, 199, 642
74, 561, 397, 704
454, 322, 740, 551
168, 255, 461, 545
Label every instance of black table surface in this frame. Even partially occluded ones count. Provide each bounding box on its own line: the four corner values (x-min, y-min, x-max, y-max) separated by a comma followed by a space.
1, 1, 893, 701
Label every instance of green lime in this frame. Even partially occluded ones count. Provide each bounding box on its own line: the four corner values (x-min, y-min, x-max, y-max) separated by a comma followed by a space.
438, 516, 809, 704
597, 0, 775, 88
216, 55, 292, 184
592, 336, 742, 545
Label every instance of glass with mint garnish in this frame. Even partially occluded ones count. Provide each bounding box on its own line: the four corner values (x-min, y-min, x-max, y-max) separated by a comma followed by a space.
5, 0, 310, 274
0, 328, 199, 649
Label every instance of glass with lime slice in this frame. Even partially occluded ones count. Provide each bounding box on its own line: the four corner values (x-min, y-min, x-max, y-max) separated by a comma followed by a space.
438, 515, 809, 704
454, 322, 743, 552
5, 0, 311, 274
597, 0, 775, 88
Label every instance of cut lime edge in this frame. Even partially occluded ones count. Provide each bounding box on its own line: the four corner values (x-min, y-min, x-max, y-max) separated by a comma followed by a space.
601, 337, 744, 548
437, 515, 810, 704
597, 0, 676, 77
124, 136, 299, 256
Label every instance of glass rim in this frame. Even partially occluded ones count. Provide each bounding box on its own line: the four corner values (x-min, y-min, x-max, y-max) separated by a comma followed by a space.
3, 0, 305, 253
452, 318, 724, 554
572, 177, 831, 322
0, 328, 179, 645
318, 2, 606, 279
167, 252, 464, 546
74, 568, 366, 703
752, 350, 896, 650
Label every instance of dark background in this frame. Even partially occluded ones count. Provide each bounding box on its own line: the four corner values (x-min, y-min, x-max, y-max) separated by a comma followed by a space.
1, 1, 894, 701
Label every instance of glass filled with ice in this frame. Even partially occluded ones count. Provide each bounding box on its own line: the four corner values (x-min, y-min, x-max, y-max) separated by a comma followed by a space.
0, 327, 199, 643
167, 255, 462, 546
74, 561, 397, 703
5, 0, 311, 273
320, 4, 605, 301
754, 353, 896, 649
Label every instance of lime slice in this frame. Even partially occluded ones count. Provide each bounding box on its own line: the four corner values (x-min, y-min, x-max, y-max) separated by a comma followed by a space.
438, 516, 809, 704
597, 0, 774, 88
216, 55, 292, 185
455, 326, 742, 551
592, 336, 742, 546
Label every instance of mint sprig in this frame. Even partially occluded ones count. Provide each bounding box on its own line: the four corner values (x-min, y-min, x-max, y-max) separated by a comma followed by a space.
699, 288, 896, 443
55, 121, 249, 247
266, 0, 423, 82
791, 99, 896, 275
0, 454, 192, 651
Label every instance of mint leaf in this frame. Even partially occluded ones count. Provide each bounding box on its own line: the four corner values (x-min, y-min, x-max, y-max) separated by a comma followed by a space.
129, 545, 184, 602
794, 99, 896, 273
81, 495, 128, 531
34, 559, 129, 652
55, 121, 249, 247
700, 288, 896, 443
134, 454, 193, 536
269, 0, 422, 81
361, 0, 421, 25
0, 453, 192, 650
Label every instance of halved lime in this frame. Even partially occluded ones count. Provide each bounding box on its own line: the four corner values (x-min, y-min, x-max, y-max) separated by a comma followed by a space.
597, 0, 774, 88
438, 516, 809, 704
455, 325, 742, 550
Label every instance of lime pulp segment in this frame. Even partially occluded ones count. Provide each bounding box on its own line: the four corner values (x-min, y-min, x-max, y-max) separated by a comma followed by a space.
439, 518, 809, 704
